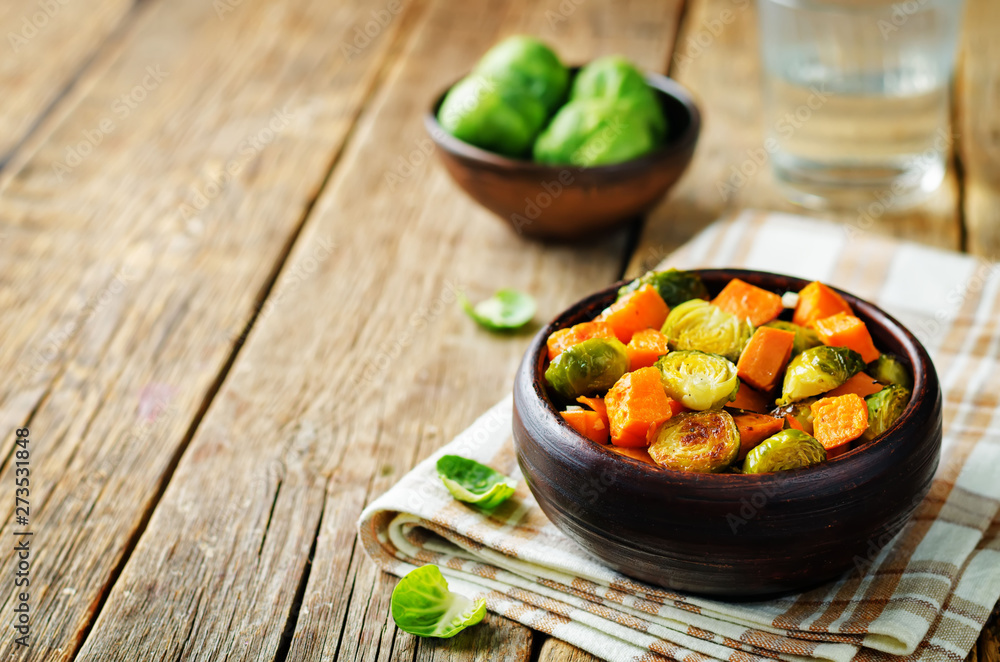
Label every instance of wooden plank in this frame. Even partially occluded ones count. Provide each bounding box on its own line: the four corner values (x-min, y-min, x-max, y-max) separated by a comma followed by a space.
417, 614, 532, 662
0, 0, 135, 163
0, 0, 416, 659
537, 638, 601, 662
978, 604, 1000, 662
627, 0, 962, 277
956, 0, 1000, 258
75, 0, 685, 660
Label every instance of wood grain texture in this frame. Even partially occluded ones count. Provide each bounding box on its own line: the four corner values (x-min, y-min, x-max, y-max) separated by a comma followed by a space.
0, 0, 414, 658
0, 0, 135, 163
626, 0, 962, 278
537, 638, 601, 662
956, 0, 1000, 259
71, 0, 685, 660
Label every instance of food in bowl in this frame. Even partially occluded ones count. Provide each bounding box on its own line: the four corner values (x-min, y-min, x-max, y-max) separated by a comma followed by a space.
436, 36, 668, 166
544, 268, 913, 474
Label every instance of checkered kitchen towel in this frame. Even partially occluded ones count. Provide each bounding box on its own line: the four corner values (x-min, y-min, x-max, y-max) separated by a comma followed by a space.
358, 211, 1000, 662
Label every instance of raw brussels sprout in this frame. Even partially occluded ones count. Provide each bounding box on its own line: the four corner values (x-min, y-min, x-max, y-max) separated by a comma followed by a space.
655, 350, 739, 411
391, 565, 486, 638
868, 354, 913, 390
436, 455, 516, 509
544, 337, 629, 400
861, 385, 912, 442
570, 55, 667, 140
648, 410, 740, 473
661, 299, 753, 363
771, 399, 816, 435
437, 74, 547, 157
532, 98, 656, 166
474, 35, 569, 112
617, 268, 709, 307
765, 320, 823, 356
776, 346, 866, 406
742, 429, 827, 474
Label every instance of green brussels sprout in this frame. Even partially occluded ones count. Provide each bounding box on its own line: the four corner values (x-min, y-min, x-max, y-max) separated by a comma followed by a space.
776, 346, 866, 406
764, 320, 823, 357
474, 36, 569, 112
437, 74, 547, 157
391, 565, 486, 637
655, 350, 739, 411
617, 268, 709, 307
570, 55, 667, 141
661, 299, 753, 363
742, 429, 827, 474
861, 385, 912, 442
648, 410, 740, 473
532, 98, 656, 166
544, 337, 629, 400
436, 455, 516, 509
868, 354, 913, 390
771, 399, 816, 435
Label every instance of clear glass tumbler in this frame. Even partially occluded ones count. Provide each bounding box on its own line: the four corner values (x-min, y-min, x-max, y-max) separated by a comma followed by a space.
758, 0, 965, 209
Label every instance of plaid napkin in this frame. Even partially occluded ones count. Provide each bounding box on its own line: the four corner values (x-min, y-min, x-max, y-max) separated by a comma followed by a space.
358, 211, 1000, 662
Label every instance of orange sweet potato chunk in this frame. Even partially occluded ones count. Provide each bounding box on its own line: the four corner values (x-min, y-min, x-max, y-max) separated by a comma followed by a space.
811, 393, 869, 458
793, 281, 853, 328
625, 328, 672, 370
546, 321, 617, 360
605, 367, 674, 448
712, 278, 784, 326
736, 326, 796, 393
596, 285, 669, 344
813, 313, 881, 363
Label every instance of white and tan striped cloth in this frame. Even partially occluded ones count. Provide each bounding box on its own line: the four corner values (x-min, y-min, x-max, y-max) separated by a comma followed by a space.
359, 211, 1000, 662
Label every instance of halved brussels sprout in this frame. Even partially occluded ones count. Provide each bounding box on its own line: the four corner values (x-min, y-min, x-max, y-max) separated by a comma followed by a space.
861, 384, 912, 442
655, 350, 739, 411
771, 399, 816, 435
776, 346, 866, 406
544, 337, 629, 400
618, 268, 709, 307
661, 299, 752, 363
742, 429, 827, 474
764, 320, 823, 357
868, 354, 913, 391
647, 410, 740, 473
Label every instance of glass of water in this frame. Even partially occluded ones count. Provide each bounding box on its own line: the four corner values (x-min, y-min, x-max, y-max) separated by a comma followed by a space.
758, 0, 965, 209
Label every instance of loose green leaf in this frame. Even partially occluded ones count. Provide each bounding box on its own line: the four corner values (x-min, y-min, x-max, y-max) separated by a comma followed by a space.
391, 565, 487, 638
437, 455, 516, 508
461, 289, 536, 331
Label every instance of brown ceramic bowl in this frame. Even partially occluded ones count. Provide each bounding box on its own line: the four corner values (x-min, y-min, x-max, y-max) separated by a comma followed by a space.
425, 70, 700, 241
512, 269, 942, 598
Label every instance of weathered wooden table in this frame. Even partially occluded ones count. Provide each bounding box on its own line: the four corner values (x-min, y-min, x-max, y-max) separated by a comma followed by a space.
1, 0, 997, 659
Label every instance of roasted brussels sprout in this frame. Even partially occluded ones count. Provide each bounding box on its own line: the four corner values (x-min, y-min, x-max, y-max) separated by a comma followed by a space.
861, 385, 911, 442
771, 400, 816, 435
742, 429, 827, 474
532, 98, 656, 166
764, 320, 823, 357
655, 350, 739, 411
661, 299, 753, 363
776, 346, 866, 406
474, 36, 569, 113
570, 55, 667, 141
617, 268, 709, 307
647, 410, 740, 473
868, 354, 913, 390
544, 337, 629, 400
437, 75, 547, 157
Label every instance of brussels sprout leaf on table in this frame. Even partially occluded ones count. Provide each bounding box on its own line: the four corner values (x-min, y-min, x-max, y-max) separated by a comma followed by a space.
436, 455, 516, 509
391, 565, 487, 637
460, 289, 535, 331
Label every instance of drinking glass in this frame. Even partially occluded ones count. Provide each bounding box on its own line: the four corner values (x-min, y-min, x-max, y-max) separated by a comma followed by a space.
758, 0, 965, 209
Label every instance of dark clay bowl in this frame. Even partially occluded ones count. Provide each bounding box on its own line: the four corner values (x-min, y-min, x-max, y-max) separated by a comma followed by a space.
512, 269, 942, 598
425, 70, 700, 241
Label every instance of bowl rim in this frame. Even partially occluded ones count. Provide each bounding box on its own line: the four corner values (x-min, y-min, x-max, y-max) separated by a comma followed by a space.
424, 68, 702, 175
524, 268, 937, 485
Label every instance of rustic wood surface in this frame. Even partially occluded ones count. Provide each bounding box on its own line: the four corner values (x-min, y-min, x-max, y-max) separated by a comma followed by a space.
0, 0, 995, 661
